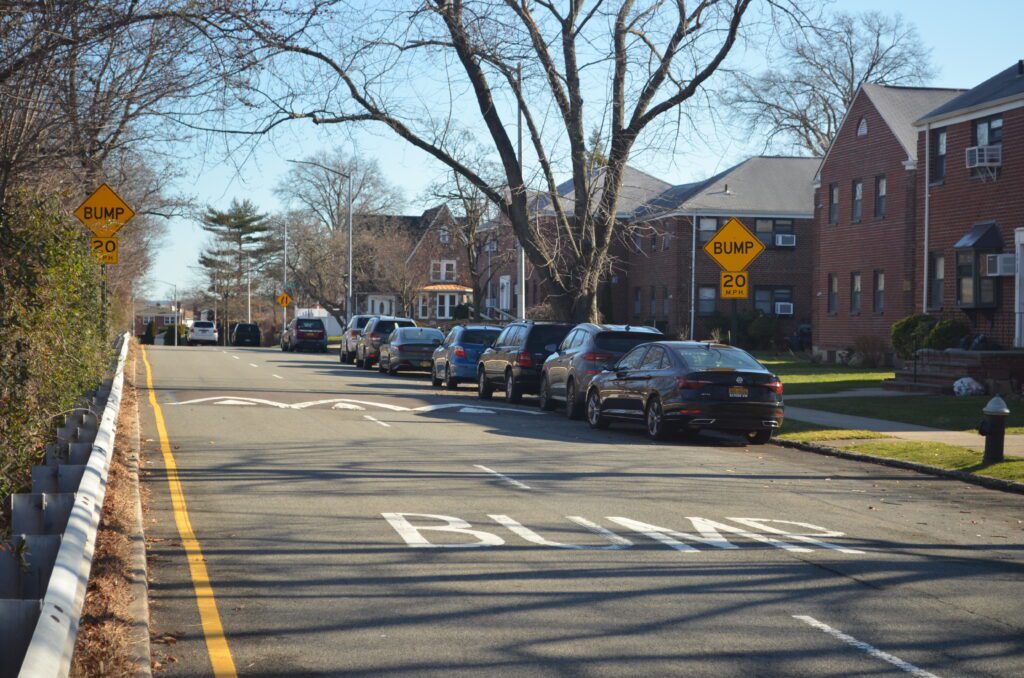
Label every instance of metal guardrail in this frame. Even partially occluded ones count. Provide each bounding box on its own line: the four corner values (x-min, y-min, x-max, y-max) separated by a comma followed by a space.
0, 333, 130, 678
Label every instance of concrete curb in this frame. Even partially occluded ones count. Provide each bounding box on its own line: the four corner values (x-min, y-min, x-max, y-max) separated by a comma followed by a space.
776, 438, 1024, 496
126, 370, 153, 678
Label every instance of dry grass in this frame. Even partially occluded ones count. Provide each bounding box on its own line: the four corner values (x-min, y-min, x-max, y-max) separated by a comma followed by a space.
70, 341, 144, 678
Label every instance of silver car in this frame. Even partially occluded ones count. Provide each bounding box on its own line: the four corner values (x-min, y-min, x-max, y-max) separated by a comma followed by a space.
188, 320, 218, 346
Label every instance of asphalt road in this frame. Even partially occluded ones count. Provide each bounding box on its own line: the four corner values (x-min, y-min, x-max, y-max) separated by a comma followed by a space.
138, 344, 1024, 677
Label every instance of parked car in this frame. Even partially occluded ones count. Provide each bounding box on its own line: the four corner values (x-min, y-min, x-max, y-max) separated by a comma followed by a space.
477, 321, 573, 403
340, 314, 375, 363
355, 316, 416, 368
431, 325, 502, 389
540, 324, 663, 418
584, 341, 784, 443
281, 317, 328, 353
230, 322, 261, 347
378, 327, 445, 374
187, 320, 218, 346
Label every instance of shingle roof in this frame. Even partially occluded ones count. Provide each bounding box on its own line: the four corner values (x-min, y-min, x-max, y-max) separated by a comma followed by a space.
918, 61, 1024, 124
861, 84, 965, 160
537, 165, 673, 218
632, 156, 819, 221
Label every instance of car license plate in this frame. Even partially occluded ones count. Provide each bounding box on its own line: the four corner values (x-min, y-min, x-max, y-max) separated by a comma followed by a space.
728, 386, 748, 398
420, 361, 431, 368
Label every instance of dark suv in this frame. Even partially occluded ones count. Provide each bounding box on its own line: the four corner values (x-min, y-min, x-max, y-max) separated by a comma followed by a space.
281, 317, 328, 352
355, 316, 416, 369
540, 324, 663, 418
231, 323, 261, 347
477, 321, 573, 403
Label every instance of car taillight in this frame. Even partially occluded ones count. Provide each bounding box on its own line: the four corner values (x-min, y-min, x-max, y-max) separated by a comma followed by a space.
391, 343, 402, 350
765, 380, 784, 395
370, 332, 381, 340
454, 346, 466, 358
676, 377, 710, 390
516, 351, 534, 368
582, 352, 614, 362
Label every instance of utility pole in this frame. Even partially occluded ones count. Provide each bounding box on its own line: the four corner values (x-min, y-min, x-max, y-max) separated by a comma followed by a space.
247, 255, 252, 323
283, 221, 289, 329
516, 63, 526, 321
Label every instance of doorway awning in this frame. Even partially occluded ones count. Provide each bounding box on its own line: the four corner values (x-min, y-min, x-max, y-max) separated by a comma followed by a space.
955, 221, 1004, 249
421, 283, 472, 293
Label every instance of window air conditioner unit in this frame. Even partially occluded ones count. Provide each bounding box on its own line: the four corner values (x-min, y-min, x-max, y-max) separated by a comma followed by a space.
966, 144, 1002, 168
985, 253, 1016, 277
775, 302, 794, 316
775, 233, 797, 247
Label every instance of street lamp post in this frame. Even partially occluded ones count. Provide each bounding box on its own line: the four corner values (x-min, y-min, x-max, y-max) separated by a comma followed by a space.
287, 158, 354, 322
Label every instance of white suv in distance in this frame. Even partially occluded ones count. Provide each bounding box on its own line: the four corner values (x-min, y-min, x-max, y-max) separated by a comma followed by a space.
188, 321, 218, 346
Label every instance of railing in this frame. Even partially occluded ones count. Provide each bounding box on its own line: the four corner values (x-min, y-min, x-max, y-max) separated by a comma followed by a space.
1, 334, 130, 678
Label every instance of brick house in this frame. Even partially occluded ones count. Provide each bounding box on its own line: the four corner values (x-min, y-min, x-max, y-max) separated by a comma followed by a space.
914, 61, 1024, 349
812, 84, 964, 361
626, 156, 818, 341
134, 305, 186, 337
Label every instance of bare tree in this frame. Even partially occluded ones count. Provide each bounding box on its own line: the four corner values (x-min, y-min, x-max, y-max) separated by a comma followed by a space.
726, 10, 935, 155
181, 0, 792, 321
373, 220, 429, 317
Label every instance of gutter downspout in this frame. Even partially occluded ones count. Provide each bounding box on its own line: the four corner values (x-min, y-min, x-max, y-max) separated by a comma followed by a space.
689, 212, 697, 340
923, 123, 931, 313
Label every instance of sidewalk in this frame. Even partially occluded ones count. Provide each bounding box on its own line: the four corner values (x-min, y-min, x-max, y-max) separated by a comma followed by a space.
784, 404, 1024, 457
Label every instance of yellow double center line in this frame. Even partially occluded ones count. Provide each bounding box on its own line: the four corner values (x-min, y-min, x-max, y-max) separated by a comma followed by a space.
140, 346, 238, 677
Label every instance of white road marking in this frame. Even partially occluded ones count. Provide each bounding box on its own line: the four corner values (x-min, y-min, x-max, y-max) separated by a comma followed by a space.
793, 615, 941, 678
332, 402, 365, 410
173, 396, 292, 409
474, 465, 531, 490
413, 402, 541, 415
170, 396, 540, 415
459, 407, 495, 414
489, 514, 631, 549
214, 399, 257, 406
729, 518, 865, 554
273, 374, 283, 379
364, 415, 391, 428
232, 355, 240, 360
382, 513, 505, 548
249, 363, 259, 368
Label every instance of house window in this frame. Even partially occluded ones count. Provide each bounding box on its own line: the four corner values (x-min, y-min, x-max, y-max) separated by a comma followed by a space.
974, 115, 1003, 146
851, 179, 863, 223
857, 117, 868, 136
633, 287, 641, 315
827, 274, 838, 314
850, 272, 861, 314
439, 226, 450, 244
828, 184, 839, 224
417, 295, 429, 319
662, 233, 670, 251
142, 316, 153, 325
929, 253, 944, 310
164, 315, 176, 324
662, 286, 669, 316
650, 234, 658, 252
874, 175, 886, 219
698, 286, 716, 315
650, 285, 657, 315
698, 217, 717, 244
956, 251, 998, 309
633, 231, 643, 252
930, 128, 946, 182
873, 270, 885, 313
430, 260, 456, 282
484, 239, 497, 253
436, 293, 458, 319
755, 219, 772, 243
754, 287, 792, 315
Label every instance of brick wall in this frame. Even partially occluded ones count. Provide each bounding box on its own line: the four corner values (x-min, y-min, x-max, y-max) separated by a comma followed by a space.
813, 91, 919, 358
914, 107, 1023, 348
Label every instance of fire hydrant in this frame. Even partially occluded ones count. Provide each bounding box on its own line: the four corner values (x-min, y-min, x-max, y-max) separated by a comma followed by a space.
979, 396, 1010, 464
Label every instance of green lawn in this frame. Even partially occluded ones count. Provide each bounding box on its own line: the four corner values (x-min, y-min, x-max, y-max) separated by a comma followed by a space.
776, 418, 889, 444
793, 395, 1024, 435
751, 352, 894, 396
844, 440, 1024, 483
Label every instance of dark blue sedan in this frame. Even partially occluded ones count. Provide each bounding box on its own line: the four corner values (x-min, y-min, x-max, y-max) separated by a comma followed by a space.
431, 324, 502, 389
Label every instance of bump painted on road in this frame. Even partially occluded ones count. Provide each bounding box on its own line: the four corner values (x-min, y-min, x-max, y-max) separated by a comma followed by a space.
169, 396, 543, 415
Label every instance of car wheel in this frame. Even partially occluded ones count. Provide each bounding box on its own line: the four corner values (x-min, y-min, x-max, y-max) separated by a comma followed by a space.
387, 361, 398, 375
504, 370, 522, 404
339, 349, 347, 363
565, 378, 582, 420
747, 429, 773, 445
431, 362, 443, 387
378, 358, 387, 373
646, 396, 671, 441
586, 389, 609, 430
444, 365, 459, 390
477, 369, 493, 400
280, 342, 286, 352
538, 375, 555, 411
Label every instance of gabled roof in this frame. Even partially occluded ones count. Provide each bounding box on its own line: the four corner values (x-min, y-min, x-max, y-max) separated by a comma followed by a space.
537, 165, 672, 218
918, 61, 1024, 125
862, 84, 965, 159
633, 156, 820, 221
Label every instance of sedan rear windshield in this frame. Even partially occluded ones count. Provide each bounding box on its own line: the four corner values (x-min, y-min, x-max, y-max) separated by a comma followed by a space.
462, 329, 500, 345
352, 316, 371, 329
193, 321, 213, 329
675, 346, 766, 372
297, 319, 324, 329
374, 320, 414, 334
595, 332, 661, 354
397, 328, 443, 342
526, 325, 572, 350
235, 324, 258, 332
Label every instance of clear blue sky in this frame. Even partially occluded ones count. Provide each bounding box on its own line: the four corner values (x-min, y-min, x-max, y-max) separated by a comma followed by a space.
146, 0, 1024, 300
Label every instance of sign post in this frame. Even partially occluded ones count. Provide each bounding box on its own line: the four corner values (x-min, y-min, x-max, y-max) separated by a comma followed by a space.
703, 218, 765, 344
75, 184, 134, 338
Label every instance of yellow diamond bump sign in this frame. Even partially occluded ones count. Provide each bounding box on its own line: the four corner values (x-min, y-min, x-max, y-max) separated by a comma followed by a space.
277, 292, 293, 308
703, 218, 765, 272
74, 184, 135, 238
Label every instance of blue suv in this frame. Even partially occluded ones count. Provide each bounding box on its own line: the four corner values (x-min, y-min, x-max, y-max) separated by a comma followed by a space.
431, 324, 502, 389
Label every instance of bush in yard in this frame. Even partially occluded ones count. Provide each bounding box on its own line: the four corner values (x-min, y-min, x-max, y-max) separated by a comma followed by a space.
891, 314, 935, 360
746, 314, 776, 350
1, 192, 107, 532
141, 320, 155, 345
852, 335, 889, 367
925, 319, 971, 351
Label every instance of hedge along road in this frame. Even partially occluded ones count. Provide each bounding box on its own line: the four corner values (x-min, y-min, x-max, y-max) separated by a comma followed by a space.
136, 344, 1024, 677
